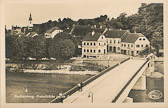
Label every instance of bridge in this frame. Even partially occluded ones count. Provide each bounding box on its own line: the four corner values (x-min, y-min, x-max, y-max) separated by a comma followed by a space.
50, 54, 155, 103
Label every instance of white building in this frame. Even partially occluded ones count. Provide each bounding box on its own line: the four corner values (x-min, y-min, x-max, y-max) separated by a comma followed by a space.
82, 31, 107, 58
121, 33, 150, 56
45, 27, 63, 38
104, 30, 129, 53
81, 29, 150, 57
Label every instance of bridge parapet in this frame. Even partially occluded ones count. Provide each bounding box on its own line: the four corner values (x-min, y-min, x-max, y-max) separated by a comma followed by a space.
49, 57, 131, 103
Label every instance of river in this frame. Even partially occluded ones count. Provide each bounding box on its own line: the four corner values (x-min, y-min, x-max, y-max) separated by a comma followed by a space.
6, 71, 91, 103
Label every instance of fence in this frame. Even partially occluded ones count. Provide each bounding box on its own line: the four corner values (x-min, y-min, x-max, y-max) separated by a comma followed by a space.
49, 57, 130, 103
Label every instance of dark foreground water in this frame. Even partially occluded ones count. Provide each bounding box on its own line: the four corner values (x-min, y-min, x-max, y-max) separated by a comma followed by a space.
6, 71, 91, 103
128, 77, 164, 102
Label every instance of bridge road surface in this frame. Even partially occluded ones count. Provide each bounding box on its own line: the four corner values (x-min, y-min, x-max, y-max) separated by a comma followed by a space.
63, 59, 146, 103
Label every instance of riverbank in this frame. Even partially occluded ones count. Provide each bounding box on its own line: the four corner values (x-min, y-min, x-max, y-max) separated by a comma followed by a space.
23, 69, 98, 75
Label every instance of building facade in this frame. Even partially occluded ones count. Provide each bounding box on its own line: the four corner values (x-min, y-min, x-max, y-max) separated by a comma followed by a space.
82, 32, 107, 58
82, 30, 150, 57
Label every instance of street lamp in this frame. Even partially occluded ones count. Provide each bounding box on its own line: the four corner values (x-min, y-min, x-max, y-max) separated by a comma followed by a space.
107, 56, 110, 67
88, 91, 93, 103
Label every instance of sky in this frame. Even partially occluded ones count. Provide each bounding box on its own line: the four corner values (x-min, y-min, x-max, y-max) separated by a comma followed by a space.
5, 0, 161, 29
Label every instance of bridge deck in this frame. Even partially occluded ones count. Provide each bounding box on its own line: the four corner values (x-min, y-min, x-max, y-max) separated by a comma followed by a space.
63, 59, 146, 103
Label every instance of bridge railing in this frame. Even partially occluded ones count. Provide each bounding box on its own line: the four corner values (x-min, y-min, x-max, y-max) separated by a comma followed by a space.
112, 57, 150, 103
49, 57, 130, 103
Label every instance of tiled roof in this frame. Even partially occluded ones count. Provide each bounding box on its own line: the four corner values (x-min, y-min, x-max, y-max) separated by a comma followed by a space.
121, 33, 145, 43
82, 33, 102, 41
71, 25, 105, 36
46, 27, 61, 33
90, 28, 105, 33
71, 25, 91, 36
104, 30, 128, 38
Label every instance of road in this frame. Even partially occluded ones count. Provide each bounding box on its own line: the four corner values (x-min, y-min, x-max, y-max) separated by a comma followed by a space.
63, 58, 146, 103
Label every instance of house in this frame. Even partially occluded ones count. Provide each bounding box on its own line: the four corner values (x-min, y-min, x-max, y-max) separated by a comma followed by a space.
11, 26, 22, 34
45, 27, 63, 38
26, 32, 38, 37
81, 29, 150, 57
82, 31, 107, 58
104, 30, 129, 53
121, 33, 150, 56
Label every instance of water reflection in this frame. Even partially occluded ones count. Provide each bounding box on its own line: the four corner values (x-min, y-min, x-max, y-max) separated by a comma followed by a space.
128, 77, 164, 102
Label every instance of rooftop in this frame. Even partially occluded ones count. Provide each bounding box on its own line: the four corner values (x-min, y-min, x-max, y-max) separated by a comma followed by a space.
46, 27, 61, 33
104, 30, 128, 38
82, 33, 102, 41
121, 33, 145, 43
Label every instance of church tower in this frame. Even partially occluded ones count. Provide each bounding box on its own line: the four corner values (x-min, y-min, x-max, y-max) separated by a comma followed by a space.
28, 13, 33, 28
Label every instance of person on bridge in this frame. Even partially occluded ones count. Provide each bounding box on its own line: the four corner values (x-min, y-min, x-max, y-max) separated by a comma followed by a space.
59, 91, 65, 103
77, 82, 83, 91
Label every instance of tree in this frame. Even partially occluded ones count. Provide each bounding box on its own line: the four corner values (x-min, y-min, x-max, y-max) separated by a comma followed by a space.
49, 39, 75, 62
31, 36, 47, 60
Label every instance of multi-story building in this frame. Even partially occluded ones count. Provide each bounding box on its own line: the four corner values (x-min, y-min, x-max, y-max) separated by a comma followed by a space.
104, 30, 129, 53
81, 29, 150, 57
121, 33, 150, 56
82, 31, 107, 58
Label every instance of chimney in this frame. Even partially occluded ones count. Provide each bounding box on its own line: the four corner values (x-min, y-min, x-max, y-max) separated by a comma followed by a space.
92, 31, 95, 36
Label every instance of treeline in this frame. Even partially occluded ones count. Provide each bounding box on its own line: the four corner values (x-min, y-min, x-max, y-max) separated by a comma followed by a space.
33, 3, 163, 51
6, 32, 80, 62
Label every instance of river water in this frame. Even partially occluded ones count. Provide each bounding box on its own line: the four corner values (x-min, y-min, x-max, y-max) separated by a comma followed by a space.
6, 71, 91, 103
128, 77, 164, 102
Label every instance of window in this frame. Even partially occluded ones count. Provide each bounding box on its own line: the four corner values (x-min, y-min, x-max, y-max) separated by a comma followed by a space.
128, 44, 130, 47
94, 50, 96, 53
146, 45, 148, 47
84, 42, 86, 45
136, 45, 140, 47
118, 41, 120, 44
102, 37, 103, 39
98, 50, 101, 53
84, 49, 86, 52
90, 49, 92, 53
94, 43, 96, 46
110, 40, 112, 43
104, 43, 106, 45
143, 38, 145, 40
124, 44, 126, 47
87, 49, 89, 52
114, 40, 116, 44
139, 38, 142, 40
87, 43, 89, 46
137, 50, 139, 53
99, 43, 101, 46
121, 44, 123, 47
90, 43, 92, 46
118, 47, 120, 50
131, 45, 133, 47
141, 45, 143, 47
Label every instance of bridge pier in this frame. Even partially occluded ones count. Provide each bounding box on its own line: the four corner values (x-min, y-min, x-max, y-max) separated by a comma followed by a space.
132, 75, 146, 90
123, 97, 133, 103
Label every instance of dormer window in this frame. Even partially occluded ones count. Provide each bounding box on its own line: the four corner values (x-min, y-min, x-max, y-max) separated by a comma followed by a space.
139, 38, 142, 40
143, 38, 145, 40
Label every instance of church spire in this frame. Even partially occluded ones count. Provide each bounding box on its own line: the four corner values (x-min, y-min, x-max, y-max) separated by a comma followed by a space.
29, 13, 32, 21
